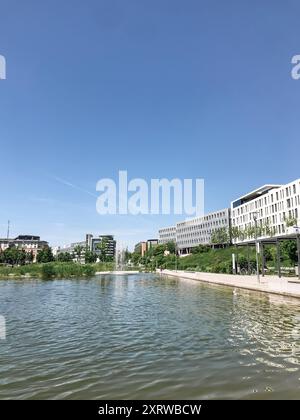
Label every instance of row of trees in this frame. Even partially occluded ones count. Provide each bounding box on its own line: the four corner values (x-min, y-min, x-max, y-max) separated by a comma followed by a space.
0, 247, 34, 266
210, 215, 298, 245
0, 246, 55, 266
129, 241, 176, 269
0, 244, 115, 267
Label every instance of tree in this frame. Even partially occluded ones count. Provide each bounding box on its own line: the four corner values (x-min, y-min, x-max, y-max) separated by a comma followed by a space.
57, 252, 72, 262
285, 216, 297, 228
152, 244, 165, 257
211, 228, 230, 244
26, 251, 34, 264
124, 248, 131, 262
37, 247, 54, 263
281, 240, 298, 264
131, 252, 141, 266
96, 238, 109, 262
165, 241, 176, 254
85, 250, 97, 264
73, 245, 84, 263
2, 246, 24, 266
191, 244, 210, 254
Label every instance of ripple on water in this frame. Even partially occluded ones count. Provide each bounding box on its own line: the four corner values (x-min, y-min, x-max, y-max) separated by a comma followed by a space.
0, 274, 300, 399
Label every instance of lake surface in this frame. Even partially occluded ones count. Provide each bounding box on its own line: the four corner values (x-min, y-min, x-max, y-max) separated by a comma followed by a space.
0, 273, 300, 400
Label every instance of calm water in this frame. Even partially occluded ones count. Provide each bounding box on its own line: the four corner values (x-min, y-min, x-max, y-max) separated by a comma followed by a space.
0, 273, 300, 400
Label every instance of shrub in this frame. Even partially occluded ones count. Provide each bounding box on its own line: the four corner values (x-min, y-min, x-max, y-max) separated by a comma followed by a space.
41, 263, 56, 279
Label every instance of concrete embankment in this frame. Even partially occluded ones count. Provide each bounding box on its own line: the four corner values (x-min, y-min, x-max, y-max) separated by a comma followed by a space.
159, 269, 300, 299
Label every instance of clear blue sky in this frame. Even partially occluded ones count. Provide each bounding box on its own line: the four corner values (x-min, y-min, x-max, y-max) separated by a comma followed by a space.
0, 0, 299, 250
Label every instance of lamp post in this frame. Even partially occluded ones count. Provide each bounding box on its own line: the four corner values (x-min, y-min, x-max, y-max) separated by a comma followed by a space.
175, 244, 178, 272
252, 211, 260, 283
294, 226, 300, 280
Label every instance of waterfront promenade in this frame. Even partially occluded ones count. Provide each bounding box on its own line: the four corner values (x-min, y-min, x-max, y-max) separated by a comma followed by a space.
159, 269, 300, 299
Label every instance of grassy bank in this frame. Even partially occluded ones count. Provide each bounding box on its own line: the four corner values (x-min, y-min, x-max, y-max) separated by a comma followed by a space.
0, 261, 141, 279
0, 262, 97, 279
150, 246, 292, 274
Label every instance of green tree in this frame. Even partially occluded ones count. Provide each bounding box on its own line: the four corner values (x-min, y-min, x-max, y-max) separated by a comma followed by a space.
281, 240, 298, 264
57, 252, 72, 262
26, 251, 34, 264
211, 227, 230, 244
73, 245, 84, 263
85, 250, 97, 264
37, 247, 54, 263
3, 247, 20, 266
165, 241, 176, 254
96, 238, 109, 262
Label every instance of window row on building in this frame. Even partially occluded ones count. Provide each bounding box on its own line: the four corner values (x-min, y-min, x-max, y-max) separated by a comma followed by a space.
158, 178, 300, 253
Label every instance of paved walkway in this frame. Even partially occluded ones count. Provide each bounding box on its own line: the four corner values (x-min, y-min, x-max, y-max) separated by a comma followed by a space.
159, 269, 300, 299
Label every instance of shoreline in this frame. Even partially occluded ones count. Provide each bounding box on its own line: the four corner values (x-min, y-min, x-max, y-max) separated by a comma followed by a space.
159, 269, 300, 300
0, 269, 141, 280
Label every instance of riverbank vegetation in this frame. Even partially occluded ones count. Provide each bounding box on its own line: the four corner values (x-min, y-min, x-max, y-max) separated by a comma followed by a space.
0, 262, 96, 279
0, 235, 298, 279
129, 240, 298, 275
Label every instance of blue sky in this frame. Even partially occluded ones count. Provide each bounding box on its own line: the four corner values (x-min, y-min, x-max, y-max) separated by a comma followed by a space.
0, 0, 299, 250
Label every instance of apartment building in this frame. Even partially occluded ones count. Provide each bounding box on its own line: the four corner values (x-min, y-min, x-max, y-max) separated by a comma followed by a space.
158, 226, 176, 244
89, 235, 116, 258
0, 235, 49, 262
231, 178, 300, 243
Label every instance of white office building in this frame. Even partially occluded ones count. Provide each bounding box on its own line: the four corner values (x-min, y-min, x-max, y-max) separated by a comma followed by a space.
231, 178, 300, 243
158, 209, 231, 254
176, 209, 230, 254
158, 226, 176, 244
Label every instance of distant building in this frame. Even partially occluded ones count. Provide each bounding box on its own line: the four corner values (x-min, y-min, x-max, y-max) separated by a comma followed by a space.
134, 241, 147, 256
58, 234, 116, 262
176, 209, 231, 253
88, 234, 116, 258
134, 239, 159, 256
146, 239, 159, 249
158, 226, 176, 244
158, 209, 231, 255
0, 235, 49, 262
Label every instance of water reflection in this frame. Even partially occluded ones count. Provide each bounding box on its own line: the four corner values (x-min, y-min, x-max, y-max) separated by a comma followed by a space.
0, 274, 300, 399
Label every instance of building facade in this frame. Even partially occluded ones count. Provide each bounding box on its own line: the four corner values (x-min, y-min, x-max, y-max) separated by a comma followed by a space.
176, 209, 231, 254
146, 239, 159, 249
89, 235, 116, 258
158, 226, 176, 244
134, 239, 159, 256
58, 234, 116, 262
158, 209, 231, 254
231, 178, 300, 243
0, 235, 49, 262
134, 241, 147, 256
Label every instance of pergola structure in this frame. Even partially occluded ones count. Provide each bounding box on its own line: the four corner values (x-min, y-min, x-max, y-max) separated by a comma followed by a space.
234, 232, 300, 280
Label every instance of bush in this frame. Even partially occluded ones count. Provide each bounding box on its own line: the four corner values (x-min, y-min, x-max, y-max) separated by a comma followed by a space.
41, 263, 56, 279
82, 264, 95, 277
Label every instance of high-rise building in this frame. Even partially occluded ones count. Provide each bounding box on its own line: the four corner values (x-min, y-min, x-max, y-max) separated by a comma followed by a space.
88, 235, 116, 258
